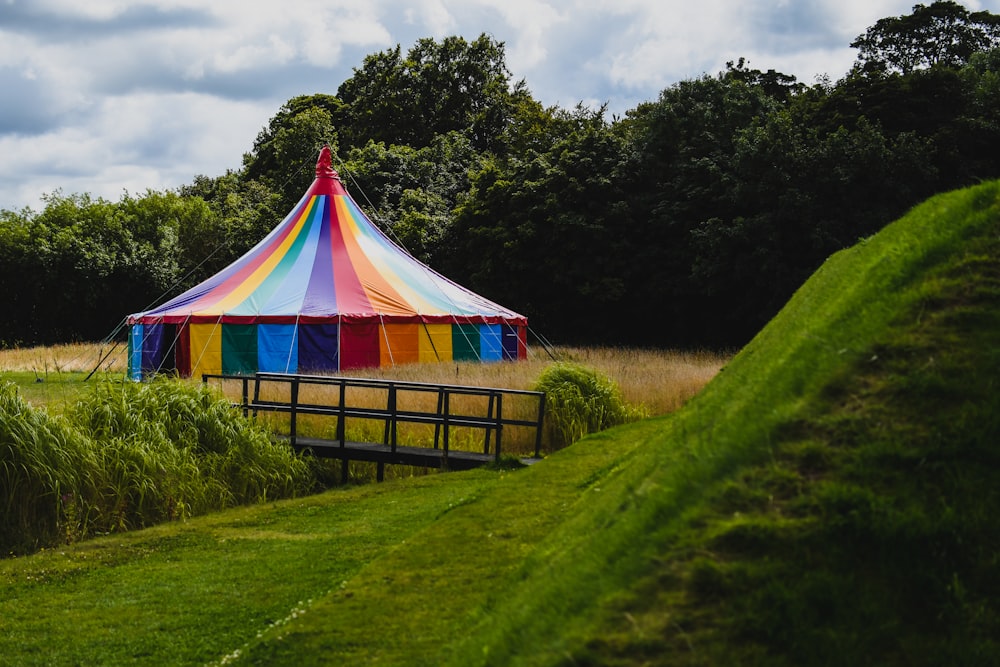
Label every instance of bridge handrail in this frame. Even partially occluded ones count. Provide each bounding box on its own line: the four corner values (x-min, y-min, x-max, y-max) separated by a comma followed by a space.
202, 372, 547, 460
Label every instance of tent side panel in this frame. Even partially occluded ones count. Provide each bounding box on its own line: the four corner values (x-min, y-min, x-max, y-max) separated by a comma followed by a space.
480, 324, 503, 362
128, 324, 143, 381
341, 320, 380, 370
517, 325, 528, 360
258, 324, 298, 373
159, 325, 179, 373
500, 324, 527, 361
140, 323, 179, 374
140, 323, 167, 373
189, 323, 224, 379
419, 323, 452, 363
452, 323, 480, 361
299, 323, 339, 373
380, 323, 419, 367
176, 324, 192, 378
222, 324, 258, 375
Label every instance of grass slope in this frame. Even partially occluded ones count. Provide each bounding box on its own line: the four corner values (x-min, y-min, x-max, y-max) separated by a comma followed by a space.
2, 181, 998, 665
437, 180, 1000, 666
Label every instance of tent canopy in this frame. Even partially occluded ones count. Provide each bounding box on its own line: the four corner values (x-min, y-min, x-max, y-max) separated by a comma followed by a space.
127, 145, 527, 379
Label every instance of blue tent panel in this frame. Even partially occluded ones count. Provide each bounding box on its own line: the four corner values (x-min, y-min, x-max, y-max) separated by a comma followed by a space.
258, 324, 299, 373
299, 323, 339, 372
479, 324, 503, 361
501, 323, 520, 360
141, 323, 170, 373
128, 324, 144, 381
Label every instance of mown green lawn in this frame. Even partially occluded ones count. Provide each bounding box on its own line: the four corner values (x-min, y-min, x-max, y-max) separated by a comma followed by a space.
3, 180, 1000, 666
1, 426, 643, 666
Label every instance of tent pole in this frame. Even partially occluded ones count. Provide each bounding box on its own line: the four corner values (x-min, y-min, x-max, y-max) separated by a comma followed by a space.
379, 313, 395, 367
286, 313, 300, 374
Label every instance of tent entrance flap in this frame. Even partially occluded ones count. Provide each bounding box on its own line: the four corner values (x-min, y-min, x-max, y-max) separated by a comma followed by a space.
453, 323, 480, 361
419, 323, 452, 363
189, 323, 224, 378
380, 323, 420, 366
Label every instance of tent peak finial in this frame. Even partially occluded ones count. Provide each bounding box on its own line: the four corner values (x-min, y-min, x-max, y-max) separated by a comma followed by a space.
316, 144, 339, 179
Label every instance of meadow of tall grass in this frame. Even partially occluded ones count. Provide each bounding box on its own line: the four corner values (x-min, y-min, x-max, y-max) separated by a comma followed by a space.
0, 377, 314, 555
0, 342, 727, 554
0, 343, 725, 410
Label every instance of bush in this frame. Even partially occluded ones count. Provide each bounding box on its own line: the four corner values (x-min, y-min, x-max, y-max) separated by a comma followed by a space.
0, 382, 101, 552
532, 362, 646, 448
0, 378, 316, 555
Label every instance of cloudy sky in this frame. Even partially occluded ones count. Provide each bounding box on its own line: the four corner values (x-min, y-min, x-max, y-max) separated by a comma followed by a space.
1, 0, 998, 211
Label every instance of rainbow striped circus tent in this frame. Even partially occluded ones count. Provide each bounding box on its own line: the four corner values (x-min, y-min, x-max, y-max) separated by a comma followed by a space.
126, 146, 527, 380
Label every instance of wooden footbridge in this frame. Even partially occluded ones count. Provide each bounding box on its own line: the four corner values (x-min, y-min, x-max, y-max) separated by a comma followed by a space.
203, 372, 547, 481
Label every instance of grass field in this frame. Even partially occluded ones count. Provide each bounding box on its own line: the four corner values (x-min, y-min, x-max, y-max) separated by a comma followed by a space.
0, 343, 728, 418
2, 180, 999, 665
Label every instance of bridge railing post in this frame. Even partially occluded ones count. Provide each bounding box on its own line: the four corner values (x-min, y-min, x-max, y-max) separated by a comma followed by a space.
337, 380, 346, 447
483, 392, 495, 455
534, 393, 546, 459
388, 384, 398, 453
494, 392, 503, 462
289, 377, 299, 446
433, 387, 444, 450
442, 390, 451, 457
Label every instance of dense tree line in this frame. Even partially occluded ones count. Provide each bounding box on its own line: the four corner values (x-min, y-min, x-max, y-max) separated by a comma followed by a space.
2, 1, 999, 349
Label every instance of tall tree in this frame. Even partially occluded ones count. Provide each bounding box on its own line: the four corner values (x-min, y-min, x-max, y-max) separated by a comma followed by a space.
242, 98, 339, 213
340, 131, 486, 264
851, 1, 1000, 75
444, 106, 631, 343
335, 34, 532, 154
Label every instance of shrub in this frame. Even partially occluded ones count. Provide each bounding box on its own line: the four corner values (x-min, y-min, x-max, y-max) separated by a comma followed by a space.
0, 378, 316, 554
0, 382, 100, 552
69, 378, 315, 509
531, 362, 647, 448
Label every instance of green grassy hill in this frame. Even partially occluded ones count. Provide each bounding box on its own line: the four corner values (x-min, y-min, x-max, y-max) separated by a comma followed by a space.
3, 180, 999, 666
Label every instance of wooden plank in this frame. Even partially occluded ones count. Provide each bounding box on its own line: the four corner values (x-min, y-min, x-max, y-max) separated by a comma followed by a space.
281, 436, 495, 471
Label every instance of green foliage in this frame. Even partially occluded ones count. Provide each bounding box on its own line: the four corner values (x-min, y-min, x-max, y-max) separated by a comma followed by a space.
335, 34, 529, 154
0, 382, 100, 551
446, 180, 1000, 666
532, 361, 645, 448
445, 106, 632, 342
0, 190, 217, 345
851, 0, 1000, 75
341, 131, 486, 264
2, 182, 1000, 665
6, 9, 1000, 350
243, 100, 339, 213
0, 378, 314, 554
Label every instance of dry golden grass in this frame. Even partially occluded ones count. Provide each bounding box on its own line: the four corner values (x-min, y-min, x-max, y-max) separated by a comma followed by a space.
0, 342, 729, 418
0, 342, 730, 471
0, 341, 126, 374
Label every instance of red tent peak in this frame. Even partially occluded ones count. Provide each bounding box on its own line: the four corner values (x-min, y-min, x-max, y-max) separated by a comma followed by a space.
316, 145, 340, 179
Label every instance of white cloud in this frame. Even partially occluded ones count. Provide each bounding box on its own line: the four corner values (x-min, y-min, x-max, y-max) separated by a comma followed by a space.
1, 0, 998, 210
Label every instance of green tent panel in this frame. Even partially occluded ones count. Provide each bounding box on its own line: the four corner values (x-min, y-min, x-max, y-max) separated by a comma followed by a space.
222, 324, 258, 375
453, 323, 481, 361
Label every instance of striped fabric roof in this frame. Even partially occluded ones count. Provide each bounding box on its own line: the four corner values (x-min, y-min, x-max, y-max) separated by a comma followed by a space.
130, 146, 525, 326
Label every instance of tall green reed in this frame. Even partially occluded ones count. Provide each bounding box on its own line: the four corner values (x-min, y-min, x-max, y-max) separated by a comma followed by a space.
0, 382, 100, 552
0, 378, 316, 555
